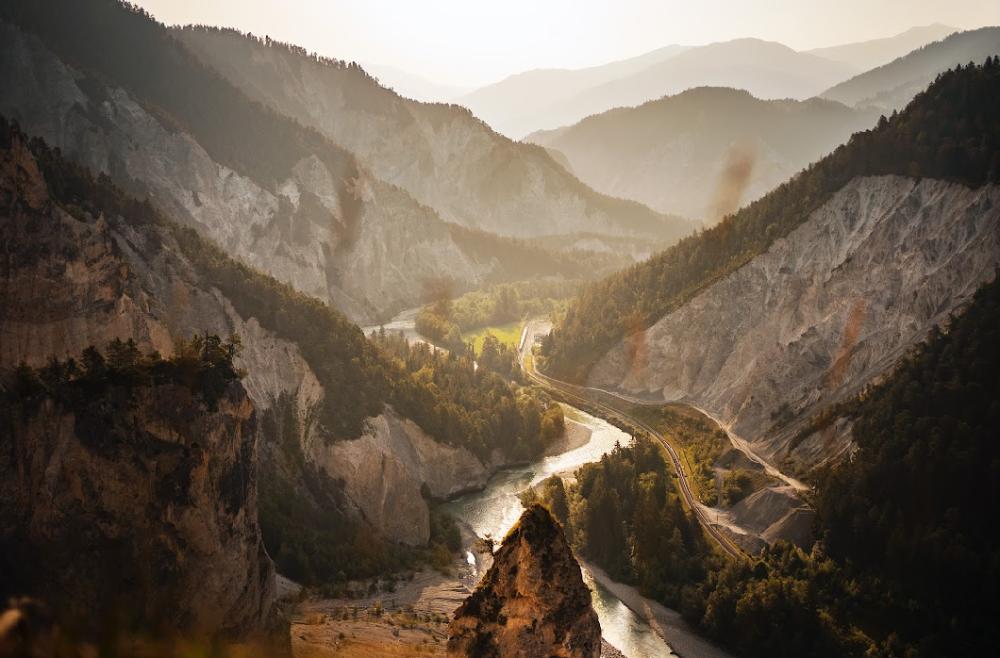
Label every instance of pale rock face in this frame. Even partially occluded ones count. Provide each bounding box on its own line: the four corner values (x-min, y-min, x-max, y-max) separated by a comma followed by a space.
173, 28, 683, 242
0, 22, 506, 324
0, 131, 490, 548
310, 407, 491, 545
589, 176, 1000, 473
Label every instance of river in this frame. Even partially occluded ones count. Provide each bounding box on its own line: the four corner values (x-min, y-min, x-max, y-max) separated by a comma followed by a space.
440, 406, 681, 658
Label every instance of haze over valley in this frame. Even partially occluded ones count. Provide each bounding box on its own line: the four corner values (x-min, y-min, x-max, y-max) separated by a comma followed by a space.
1, 2, 998, 657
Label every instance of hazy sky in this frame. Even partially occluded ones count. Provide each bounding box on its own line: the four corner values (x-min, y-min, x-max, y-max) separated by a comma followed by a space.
137, 0, 1000, 87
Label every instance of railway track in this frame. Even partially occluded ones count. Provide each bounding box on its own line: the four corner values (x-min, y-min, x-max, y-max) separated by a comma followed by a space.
524, 363, 747, 560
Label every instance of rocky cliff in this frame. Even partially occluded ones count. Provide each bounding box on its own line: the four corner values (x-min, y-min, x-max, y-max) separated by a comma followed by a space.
0, 17, 597, 324
0, 122, 497, 557
310, 407, 495, 545
447, 505, 601, 658
173, 27, 689, 245
0, 373, 273, 635
589, 176, 1000, 473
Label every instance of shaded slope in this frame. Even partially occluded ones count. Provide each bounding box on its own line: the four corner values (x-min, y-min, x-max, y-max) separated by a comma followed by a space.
528, 87, 878, 219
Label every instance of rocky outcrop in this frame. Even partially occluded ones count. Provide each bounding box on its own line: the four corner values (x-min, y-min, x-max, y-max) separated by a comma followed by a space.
310, 407, 494, 545
0, 377, 273, 635
448, 505, 601, 658
589, 176, 1000, 473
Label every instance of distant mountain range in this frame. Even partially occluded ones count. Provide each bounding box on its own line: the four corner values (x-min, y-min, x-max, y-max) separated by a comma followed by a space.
456, 45, 690, 139
821, 26, 1000, 111
806, 23, 957, 70
459, 25, 979, 138
528, 87, 879, 220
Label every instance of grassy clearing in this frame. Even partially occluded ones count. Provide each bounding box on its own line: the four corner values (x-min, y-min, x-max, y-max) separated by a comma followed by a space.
461, 320, 523, 355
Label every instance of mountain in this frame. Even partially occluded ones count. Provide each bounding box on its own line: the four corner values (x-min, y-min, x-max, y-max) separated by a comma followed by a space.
806, 23, 957, 71
541, 60, 1000, 475
173, 27, 688, 243
821, 26, 1000, 111
447, 505, 601, 658
0, 125, 276, 640
0, 1, 641, 325
0, 117, 568, 640
528, 87, 879, 220
457, 45, 690, 138
362, 62, 470, 102
466, 39, 857, 138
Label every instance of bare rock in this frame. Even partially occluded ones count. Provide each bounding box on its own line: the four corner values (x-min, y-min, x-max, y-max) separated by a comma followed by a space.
447, 505, 600, 658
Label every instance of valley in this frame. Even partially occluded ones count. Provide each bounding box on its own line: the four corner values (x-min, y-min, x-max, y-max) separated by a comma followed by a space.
2, 2, 999, 657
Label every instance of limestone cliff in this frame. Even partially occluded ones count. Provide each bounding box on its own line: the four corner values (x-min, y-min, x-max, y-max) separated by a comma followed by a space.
173, 27, 689, 245
448, 505, 601, 658
0, 375, 273, 635
310, 407, 495, 545
0, 121, 499, 551
589, 176, 1000, 473
0, 19, 588, 324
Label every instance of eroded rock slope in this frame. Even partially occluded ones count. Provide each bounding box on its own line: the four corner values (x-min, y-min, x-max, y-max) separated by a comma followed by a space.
589, 176, 1000, 473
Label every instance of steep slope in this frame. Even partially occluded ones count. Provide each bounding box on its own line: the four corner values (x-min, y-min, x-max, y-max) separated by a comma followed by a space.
0, 134, 274, 636
542, 61, 1000, 474
0, 116, 556, 604
0, 1, 610, 324
173, 27, 689, 243
457, 45, 689, 139
447, 505, 600, 658
528, 87, 879, 219
813, 274, 1000, 656
806, 24, 957, 71
513, 39, 856, 136
821, 26, 1000, 111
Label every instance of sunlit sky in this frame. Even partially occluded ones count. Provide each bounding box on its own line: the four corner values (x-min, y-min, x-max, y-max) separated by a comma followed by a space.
136, 0, 1000, 88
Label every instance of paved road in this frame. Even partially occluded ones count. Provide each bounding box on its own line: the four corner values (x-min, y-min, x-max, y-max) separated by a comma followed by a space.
518, 322, 746, 560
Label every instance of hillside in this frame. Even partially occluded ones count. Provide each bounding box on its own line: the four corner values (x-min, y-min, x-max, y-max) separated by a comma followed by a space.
457, 45, 690, 139
541, 61, 1000, 473
821, 26, 1000, 110
0, 0, 626, 324
806, 23, 956, 71
0, 117, 565, 606
174, 26, 690, 244
539, 276, 1000, 657
500, 39, 857, 136
528, 87, 879, 219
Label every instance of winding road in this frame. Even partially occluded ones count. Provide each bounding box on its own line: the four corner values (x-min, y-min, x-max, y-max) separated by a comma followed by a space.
518, 320, 748, 560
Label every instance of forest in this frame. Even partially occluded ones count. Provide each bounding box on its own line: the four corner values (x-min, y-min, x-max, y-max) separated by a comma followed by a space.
4, 335, 244, 416
535, 273, 1000, 657
541, 59, 1000, 381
